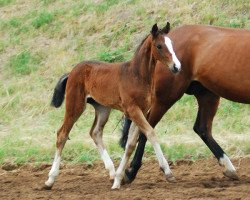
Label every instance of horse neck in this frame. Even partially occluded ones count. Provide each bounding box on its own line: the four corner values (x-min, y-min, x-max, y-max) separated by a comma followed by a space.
131, 37, 156, 84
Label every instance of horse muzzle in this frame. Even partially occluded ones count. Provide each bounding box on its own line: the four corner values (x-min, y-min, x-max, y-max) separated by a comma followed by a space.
170, 63, 181, 74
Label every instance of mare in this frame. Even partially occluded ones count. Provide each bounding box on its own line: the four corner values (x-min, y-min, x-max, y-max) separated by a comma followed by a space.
119, 24, 250, 184
44, 22, 181, 190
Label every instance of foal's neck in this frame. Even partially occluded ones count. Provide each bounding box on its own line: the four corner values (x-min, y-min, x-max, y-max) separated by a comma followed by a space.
131, 37, 156, 84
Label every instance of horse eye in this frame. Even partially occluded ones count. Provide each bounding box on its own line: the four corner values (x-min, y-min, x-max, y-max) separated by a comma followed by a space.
156, 44, 162, 50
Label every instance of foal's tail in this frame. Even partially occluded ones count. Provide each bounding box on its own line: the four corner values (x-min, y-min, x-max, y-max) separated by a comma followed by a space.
51, 73, 69, 108
119, 117, 132, 149
51, 73, 98, 108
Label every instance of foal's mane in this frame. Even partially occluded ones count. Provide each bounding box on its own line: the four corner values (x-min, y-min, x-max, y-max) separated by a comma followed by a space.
120, 34, 150, 77
134, 34, 150, 55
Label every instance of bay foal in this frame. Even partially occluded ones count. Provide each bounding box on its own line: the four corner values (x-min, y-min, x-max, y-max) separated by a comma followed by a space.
120, 25, 250, 184
44, 23, 181, 190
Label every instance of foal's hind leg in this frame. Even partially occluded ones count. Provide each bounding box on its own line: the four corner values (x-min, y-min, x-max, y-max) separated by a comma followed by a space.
194, 91, 238, 180
44, 86, 86, 189
89, 104, 115, 180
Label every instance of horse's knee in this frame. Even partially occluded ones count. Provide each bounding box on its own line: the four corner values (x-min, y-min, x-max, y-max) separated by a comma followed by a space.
193, 121, 208, 139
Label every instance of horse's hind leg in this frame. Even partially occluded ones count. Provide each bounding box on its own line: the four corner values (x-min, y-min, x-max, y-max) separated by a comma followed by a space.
89, 104, 115, 180
44, 84, 86, 189
194, 91, 238, 180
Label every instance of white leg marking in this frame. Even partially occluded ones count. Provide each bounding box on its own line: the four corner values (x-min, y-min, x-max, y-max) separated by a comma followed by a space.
101, 149, 115, 179
164, 37, 181, 70
45, 150, 61, 187
219, 154, 236, 172
112, 123, 138, 189
152, 141, 172, 175
112, 153, 127, 189
92, 106, 115, 179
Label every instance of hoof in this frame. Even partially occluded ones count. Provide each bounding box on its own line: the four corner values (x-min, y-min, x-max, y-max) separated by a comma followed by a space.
111, 184, 120, 190
223, 170, 239, 180
166, 174, 177, 183
44, 180, 54, 190
43, 184, 53, 190
122, 170, 134, 185
122, 169, 136, 184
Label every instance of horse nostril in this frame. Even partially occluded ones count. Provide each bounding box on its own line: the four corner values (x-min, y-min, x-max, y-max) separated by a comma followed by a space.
173, 64, 178, 72
170, 63, 180, 74
173, 64, 176, 70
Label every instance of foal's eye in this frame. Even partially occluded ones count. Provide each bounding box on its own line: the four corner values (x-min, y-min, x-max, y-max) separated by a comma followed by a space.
156, 44, 162, 50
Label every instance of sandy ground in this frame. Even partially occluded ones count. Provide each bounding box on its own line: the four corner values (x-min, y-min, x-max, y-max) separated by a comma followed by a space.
0, 157, 250, 200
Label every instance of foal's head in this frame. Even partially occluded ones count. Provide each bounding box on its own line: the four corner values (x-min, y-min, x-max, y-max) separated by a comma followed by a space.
150, 22, 181, 74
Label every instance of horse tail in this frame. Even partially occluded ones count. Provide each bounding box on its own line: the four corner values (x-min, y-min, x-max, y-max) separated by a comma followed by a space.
51, 73, 69, 108
119, 117, 132, 149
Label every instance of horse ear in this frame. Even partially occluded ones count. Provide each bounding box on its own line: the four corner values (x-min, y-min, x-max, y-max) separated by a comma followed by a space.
162, 22, 170, 34
151, 23, 158, 37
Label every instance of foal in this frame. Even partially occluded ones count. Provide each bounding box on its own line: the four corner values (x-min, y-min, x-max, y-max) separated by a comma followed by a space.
44, 22, 181, 190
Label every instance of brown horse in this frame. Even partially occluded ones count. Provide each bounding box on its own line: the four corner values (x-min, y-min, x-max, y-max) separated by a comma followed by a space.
120, 24, 250, 184
44, 22, 181, 190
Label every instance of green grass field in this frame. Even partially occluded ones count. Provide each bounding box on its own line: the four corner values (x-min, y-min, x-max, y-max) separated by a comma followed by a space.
0, 0, 249, 165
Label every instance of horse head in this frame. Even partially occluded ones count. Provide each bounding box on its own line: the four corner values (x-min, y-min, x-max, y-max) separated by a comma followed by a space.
150, 22, 181, 74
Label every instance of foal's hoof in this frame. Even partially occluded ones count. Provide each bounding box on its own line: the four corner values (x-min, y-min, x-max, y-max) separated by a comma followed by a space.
166, 174, 177, 183
43, 184, 53, 190
223, 170, 239, 180
43, 180, 54, 190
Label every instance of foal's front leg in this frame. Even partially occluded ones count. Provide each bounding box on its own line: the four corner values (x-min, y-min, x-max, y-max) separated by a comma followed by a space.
112, 107, 175, 189
112, 122, 139, 189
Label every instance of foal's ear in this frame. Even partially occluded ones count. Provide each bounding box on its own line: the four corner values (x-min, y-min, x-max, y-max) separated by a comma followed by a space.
151, 23, 158, 37
162, 22, 171, 34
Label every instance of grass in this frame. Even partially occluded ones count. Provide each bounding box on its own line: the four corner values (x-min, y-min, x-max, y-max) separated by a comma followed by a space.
0, 0, 249, 166
32, 11, 54, 29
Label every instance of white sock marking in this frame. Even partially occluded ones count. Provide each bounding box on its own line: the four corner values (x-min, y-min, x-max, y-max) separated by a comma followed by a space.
45, 150, 61, 187
219, 154, 236, 172
164, 37, 181, 70
152, 142, 172, 175
101, 149, 115, 178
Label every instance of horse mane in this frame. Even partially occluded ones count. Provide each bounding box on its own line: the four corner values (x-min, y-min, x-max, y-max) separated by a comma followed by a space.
134, 34, 150, 55
120, 34, 150, 77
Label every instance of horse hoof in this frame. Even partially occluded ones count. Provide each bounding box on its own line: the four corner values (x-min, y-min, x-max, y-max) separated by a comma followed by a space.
166, 174, 176, 183
111, 184, 120, 190
223, 170, 239, 180
122, 170, 134, 185
43, 184, 53, 190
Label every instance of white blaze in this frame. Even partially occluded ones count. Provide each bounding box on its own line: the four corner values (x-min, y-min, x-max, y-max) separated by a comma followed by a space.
164, 37, 181, 70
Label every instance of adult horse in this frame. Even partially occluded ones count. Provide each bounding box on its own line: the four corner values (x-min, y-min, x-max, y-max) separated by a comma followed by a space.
120, 24, 250, 184
44, 23, 181, 190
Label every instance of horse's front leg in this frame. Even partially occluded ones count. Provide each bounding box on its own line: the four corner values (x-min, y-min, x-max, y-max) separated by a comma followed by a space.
194, 91, 239, 180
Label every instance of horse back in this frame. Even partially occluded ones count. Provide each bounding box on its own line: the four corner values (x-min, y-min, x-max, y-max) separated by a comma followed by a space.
170, 25, 250, 103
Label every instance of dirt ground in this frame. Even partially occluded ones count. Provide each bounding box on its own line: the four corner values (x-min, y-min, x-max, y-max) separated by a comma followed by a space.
0, 157, 249, 200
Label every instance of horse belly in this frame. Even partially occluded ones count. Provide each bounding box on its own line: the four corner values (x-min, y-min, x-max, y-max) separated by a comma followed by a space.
198, 72, 250, 103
